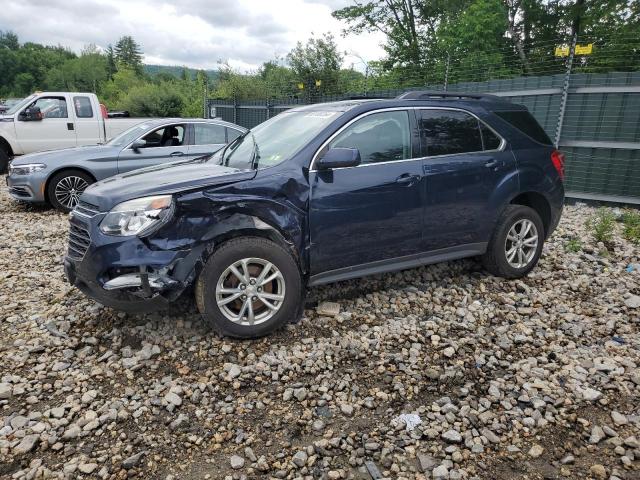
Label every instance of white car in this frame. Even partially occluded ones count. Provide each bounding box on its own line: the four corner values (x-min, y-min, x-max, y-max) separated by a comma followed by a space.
0, 91, 147, 173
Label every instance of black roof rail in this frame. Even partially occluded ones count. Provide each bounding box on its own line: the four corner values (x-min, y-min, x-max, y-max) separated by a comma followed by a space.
396, 90, 503, 101
346, 94, 386, 100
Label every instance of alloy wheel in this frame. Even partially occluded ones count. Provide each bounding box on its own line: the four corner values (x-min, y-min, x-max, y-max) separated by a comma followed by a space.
215, 257, 285, 325
504, 219, 538, 269
54, 176, 89, 210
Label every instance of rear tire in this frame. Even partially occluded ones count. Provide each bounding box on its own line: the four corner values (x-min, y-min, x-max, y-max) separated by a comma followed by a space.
482, 205, 544, 279
47, 169, 94, 212
196, 237, 302, 338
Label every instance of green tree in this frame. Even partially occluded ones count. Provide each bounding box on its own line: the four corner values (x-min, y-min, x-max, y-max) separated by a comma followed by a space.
437, 0, 512, 82
286, 33, 344, 96
114, 36, 143, 74
106, 44, 117, 80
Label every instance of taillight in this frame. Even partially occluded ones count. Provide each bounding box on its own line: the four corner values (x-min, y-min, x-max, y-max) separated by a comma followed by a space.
99, 103, 108, 119
551, 150, 565, 181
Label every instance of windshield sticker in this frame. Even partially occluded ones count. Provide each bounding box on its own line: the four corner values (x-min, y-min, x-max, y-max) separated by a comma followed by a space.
304, 112, 337, 118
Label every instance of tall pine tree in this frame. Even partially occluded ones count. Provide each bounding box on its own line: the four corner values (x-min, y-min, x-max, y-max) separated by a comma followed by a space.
114, 36, 143, 75
106, 44, 117, 80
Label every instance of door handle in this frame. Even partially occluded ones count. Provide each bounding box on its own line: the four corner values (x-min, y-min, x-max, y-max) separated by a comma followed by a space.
169, 152, 184, 157
67, 123, 74, 131
396, 174, 420, 185
484, 159, 498, 168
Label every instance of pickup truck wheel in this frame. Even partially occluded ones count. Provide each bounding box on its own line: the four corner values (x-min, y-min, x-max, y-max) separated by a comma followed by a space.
482, 205, 544, 279
0, 147, 9, 174
47, 170, 94, 212
196, 237, 302, 338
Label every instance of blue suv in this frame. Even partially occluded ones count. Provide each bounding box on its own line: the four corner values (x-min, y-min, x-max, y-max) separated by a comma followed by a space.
64, 92, 564, 338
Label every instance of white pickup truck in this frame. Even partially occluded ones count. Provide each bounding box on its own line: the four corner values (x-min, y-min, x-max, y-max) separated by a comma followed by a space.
0, 92, 146, 172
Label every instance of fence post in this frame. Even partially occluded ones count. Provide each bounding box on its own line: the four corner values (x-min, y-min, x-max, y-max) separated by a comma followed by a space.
203, 82, 208, 118
554, 34, 577, 148
266, 99, 271, 120
233, 95, 238, 125
444, 53, 450, 91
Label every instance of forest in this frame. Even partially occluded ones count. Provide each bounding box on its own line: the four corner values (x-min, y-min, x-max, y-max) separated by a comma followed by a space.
0, 0, 637, 117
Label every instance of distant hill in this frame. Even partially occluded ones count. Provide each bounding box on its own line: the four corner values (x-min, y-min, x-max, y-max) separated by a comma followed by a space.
144, 64, 220, 81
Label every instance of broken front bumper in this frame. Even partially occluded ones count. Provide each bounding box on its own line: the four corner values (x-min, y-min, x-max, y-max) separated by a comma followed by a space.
63, 209, 203, 313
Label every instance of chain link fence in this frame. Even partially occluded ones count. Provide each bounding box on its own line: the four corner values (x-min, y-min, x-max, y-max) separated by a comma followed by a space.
208, 34, 640, 204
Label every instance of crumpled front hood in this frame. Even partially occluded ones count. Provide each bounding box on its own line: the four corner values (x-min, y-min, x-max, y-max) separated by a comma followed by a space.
81, 160, 257, 211
10, 145, 119, 165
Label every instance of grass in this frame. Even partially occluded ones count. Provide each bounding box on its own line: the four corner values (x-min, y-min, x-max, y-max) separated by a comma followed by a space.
565, 237, 583, 253
620, 209, 640, 245
586, 208, 617, 248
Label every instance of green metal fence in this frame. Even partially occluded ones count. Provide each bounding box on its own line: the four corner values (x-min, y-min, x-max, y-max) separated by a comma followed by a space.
207, 71, 640, 204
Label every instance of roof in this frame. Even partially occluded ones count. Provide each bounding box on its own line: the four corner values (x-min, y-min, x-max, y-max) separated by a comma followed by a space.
124, 117, 246, 130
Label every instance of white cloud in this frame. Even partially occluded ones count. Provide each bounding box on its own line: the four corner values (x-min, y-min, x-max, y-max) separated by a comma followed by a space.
0, 0, 386, 71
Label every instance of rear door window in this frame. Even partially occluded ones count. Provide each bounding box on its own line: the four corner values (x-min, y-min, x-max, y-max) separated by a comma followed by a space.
418, 110, 483, 156
330, 110, 411, 164
494, 110, 552, 145
73, 96, 94, 118
193, 123, 226, 145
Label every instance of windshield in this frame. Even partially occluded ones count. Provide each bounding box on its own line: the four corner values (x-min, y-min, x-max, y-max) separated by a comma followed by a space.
106, 122, 153, 147
222, 110, 339, 170
5, 94, 37, 115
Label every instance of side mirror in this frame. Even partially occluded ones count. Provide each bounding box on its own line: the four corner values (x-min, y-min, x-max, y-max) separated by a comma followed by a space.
19, 106, 42, 122
131, 140, 145, 152
316, 148, 361, 170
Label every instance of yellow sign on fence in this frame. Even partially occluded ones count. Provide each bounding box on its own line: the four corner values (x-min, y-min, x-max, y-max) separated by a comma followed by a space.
555, 43, 593, 57
576, 44, 593, 55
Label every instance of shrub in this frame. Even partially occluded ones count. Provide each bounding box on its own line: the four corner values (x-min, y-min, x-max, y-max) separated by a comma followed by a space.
565, 237, 582, 253
586, 208, 616, 247
116, 83, 184, 117
620, 209, 640, 245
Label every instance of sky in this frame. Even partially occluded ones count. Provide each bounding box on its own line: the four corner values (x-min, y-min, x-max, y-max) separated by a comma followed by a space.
1, 0, 387, 71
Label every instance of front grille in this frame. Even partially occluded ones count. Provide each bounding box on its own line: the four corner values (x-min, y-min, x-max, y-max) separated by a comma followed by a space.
67, 222, 91, 260
74, 200, 100, 217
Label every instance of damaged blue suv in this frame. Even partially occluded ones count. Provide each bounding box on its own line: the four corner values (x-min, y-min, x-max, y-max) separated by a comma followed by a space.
64, 92, 564, 338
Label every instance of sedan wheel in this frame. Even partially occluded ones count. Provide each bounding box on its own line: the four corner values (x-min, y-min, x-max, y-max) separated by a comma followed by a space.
54, 175, 89, 210
47, 169, 95, 212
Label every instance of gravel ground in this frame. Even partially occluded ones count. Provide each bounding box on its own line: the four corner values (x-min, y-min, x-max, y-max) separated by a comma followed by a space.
0, 182, 639, 480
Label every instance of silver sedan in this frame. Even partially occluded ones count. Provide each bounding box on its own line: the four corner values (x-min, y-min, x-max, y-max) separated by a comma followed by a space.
6, 118, 246, 212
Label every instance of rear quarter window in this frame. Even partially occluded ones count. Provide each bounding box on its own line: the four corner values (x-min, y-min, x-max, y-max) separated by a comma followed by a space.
494, 110, 552, 145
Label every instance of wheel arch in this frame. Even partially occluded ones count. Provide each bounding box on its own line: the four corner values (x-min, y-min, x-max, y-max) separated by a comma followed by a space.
0, 135, 14, 157
509, 191, 552, 238
205, 214, 301, 266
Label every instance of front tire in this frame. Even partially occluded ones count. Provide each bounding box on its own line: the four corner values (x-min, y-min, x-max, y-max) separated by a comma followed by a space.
482, 205, 544, 279
0, 146, 10, 174
196, 237, 302, 338
47, 169, 94, 212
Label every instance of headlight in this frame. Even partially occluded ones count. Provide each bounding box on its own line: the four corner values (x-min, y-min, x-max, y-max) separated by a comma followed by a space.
9, 163, 46, 175
100, 195, 174, 236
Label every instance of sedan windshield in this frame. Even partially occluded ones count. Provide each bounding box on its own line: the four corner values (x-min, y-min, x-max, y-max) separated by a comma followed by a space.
106, 123, 154, 147
222, 110, 339, 170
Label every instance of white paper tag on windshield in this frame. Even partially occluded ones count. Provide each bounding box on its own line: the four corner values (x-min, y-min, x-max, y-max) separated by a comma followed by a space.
304, 111, 337, 118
